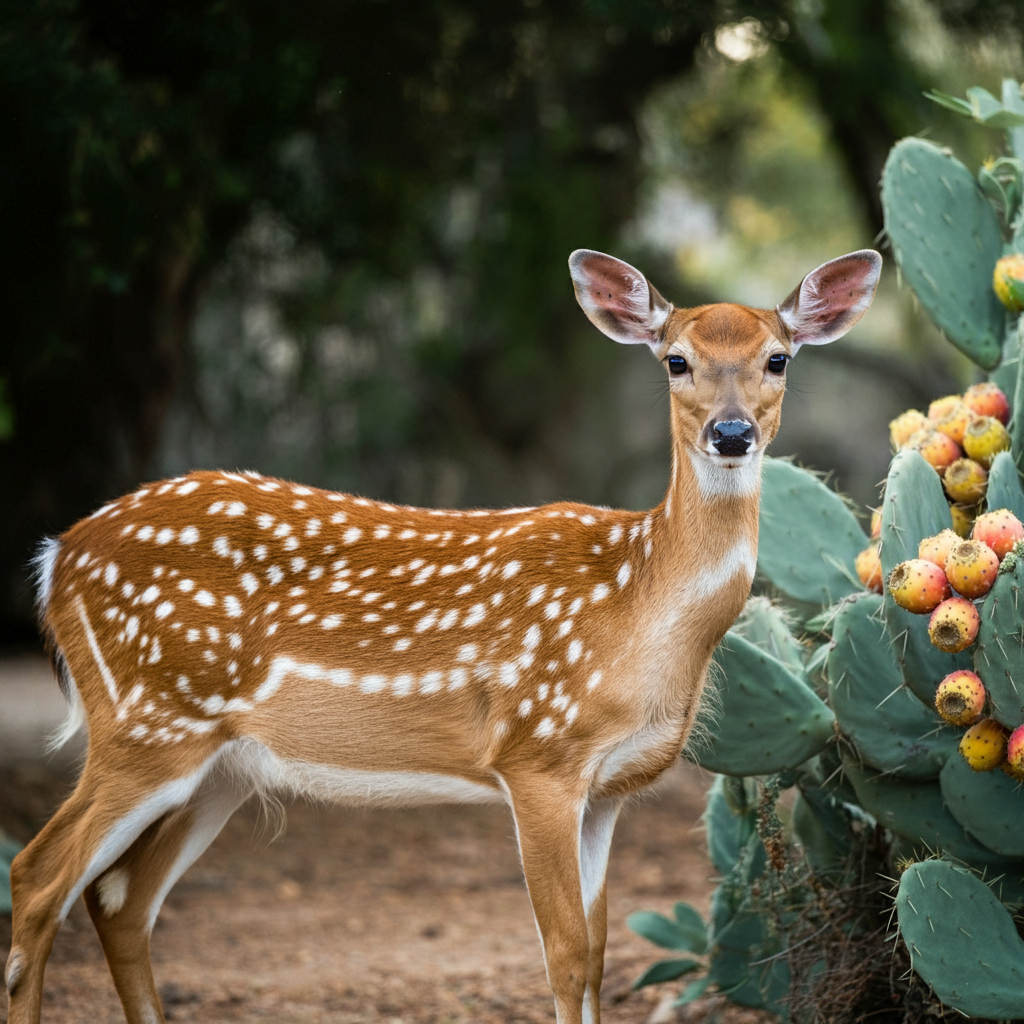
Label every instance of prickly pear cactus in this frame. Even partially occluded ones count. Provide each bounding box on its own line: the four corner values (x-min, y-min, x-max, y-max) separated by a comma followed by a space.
630, 81, 1024, 1021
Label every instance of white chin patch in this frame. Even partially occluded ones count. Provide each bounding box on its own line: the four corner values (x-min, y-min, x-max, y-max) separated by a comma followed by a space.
688, 449, 763, 499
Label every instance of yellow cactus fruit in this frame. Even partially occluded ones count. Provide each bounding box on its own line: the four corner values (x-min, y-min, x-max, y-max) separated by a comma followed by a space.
963, 415, 1011, 467
959, 717, 1009, 771
942, 457, 988, 505
889, 409, 927, 450
993, 253, 1024, 313
950, 502, 978, 538
934, 402, 972, 446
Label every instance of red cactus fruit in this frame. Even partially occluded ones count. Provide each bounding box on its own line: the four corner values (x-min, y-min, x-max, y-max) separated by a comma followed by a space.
945, 539, 999, 599
855, 545, 883, 593
918, 529, 961, 571
928, 596, 981, 653
962, 382, 1010, 425
1006, 724, 1024, 778
934, 670, 986, 726
962, 415, 1011, 467
972, 508, 1024, 561
907, 427, 962, 473
959, 717, 1009, 771
889, 409, 927, 450
887, 559, 952, 613
942, 458, 988, 505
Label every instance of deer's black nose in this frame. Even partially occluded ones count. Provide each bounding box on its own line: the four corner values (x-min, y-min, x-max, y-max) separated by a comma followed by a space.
712, 420, 754, 456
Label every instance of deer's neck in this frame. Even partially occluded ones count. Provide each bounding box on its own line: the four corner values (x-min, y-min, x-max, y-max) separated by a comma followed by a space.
641, 420, 762, 661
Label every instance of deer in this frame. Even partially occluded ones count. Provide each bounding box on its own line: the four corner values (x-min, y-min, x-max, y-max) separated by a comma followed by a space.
5, 246, 881, 1024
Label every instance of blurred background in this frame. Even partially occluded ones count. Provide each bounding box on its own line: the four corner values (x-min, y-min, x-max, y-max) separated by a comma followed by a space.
1, 0, 1022, 646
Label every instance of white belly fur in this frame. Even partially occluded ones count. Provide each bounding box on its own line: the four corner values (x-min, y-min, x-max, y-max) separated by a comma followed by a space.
224, 738, 504, 807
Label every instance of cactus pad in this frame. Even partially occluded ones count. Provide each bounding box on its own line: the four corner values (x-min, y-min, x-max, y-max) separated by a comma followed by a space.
843, 759, 1004, 865
984, 451, 1024, 521
879, 450, 972, 701
897, 859, 1024, 1018
881, 137, 1005, 369
974, 556, 1024, 729
940, 752, 1024, 857
828, 593, 957, 779
689, 630, 834, 776
757, 458, 864, 607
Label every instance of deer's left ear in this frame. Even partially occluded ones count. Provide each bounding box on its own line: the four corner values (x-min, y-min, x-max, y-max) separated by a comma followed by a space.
778, 250, 882, 349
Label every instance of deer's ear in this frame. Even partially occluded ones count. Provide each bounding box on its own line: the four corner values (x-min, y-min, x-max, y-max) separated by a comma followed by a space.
778, 250, 882, 349
569, 249, 672, 349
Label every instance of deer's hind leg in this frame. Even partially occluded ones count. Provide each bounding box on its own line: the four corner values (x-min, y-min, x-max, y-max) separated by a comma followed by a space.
84, 771, 252, 1024
5, 746, 225, 1024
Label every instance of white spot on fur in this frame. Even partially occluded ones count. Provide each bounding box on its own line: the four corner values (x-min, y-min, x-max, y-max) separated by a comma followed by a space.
96, 867, 130, 917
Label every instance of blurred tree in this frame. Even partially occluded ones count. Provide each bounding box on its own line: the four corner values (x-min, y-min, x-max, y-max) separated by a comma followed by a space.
0, 0, 1016, 638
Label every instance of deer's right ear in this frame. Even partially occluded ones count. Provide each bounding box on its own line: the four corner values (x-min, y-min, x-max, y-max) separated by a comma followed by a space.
569, 250, 672, 349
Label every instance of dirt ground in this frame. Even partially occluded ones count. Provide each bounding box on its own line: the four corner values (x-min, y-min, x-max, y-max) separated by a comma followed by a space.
0, 658, 773, 1024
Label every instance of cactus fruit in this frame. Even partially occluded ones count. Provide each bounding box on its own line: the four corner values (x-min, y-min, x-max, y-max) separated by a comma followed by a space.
918, 528, 961, 569
993, 252, 1024, 312
869, 507, 882, 540
927, 394, 961, 421
962, 415, 1011, 466
933, 402, 972, 446
855, 545, 883, 592
959, 717, 1008, 770
928, 596, 980, 652
934, 670, 987, 725
944, 539, 999, 598
907, 427, 962, 472
962, 381, 1010, 424
1006, 724, 1024, 776
942, 457, 988, 503
887, 558, 952, 612
889, 409, 927, 449
949, 502, 977, 538
971, 507, 1024, 559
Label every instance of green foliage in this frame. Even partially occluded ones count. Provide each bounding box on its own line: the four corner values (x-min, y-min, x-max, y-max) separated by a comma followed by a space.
896, 859, 1024, 1019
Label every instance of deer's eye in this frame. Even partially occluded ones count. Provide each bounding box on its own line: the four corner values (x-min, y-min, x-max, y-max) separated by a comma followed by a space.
667, 355, 688, 375
767, 354, 788, 375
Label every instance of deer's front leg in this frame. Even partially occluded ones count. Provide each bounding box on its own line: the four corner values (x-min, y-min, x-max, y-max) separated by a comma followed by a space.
579, 798, 622, 1022
502, 776, 618, 1024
